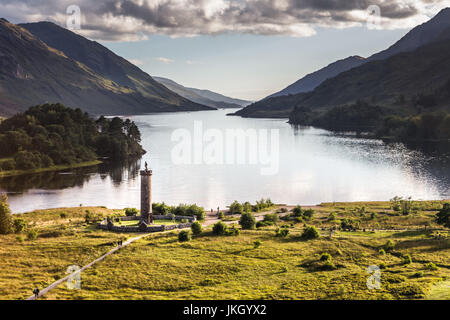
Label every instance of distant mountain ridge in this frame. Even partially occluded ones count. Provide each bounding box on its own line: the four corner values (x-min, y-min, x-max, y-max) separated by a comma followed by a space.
153, 77, 251, 109
267, 56, 366, 98
0, 20, 213, 116
235, 7, 450, 118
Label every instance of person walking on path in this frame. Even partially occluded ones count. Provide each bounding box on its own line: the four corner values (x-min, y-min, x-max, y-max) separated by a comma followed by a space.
33, 288, 40, 299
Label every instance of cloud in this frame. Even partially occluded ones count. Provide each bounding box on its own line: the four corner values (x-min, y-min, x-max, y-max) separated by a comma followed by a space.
128, 58, 143, 66
1, 0, 450, 41
155, 57, 174, 64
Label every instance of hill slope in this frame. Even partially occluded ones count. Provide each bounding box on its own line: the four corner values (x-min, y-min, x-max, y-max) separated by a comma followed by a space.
236, 8, 450, 118
153, 77, 250, 108
267, 56, 365, 98
0, 20, 212, 116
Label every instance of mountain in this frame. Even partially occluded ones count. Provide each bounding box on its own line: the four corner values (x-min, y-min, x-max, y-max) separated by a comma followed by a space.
153, 77, 251, 108
0, 20, 213, 116
236, 8, 450, 118
267, 56, 366, 98
367, 7, 450, 62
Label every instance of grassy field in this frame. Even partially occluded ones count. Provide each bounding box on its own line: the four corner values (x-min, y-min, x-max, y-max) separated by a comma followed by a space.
0, 160, 102, 178
0, 201, 449, 300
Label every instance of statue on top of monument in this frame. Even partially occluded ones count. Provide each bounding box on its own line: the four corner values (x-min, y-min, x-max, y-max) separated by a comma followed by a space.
145, 161, 148, 172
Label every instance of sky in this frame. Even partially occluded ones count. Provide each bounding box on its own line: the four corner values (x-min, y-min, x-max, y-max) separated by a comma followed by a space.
1, 0, 450, 100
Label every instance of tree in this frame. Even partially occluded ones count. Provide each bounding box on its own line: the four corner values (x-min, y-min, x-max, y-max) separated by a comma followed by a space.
301, 226, 320, 240
191, 221, 202, 235
212, 221, 227, 235
436, 203, 450, 228
239, 212, 256, 230
229, 201, 243, 215
0, 195, 12, 234
125, 208, 139, 216
293, 206, 303, 217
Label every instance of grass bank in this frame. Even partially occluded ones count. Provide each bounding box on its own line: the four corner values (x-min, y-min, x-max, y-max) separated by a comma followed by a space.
0, 201, 449, 300
0, 160, 102, 178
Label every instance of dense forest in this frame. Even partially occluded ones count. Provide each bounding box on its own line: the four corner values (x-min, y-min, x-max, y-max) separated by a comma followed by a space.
0, 104, 145, 171
289, 101, 450, 143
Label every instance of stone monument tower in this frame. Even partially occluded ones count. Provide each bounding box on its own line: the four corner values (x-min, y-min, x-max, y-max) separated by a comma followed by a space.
140, 161, 153, 224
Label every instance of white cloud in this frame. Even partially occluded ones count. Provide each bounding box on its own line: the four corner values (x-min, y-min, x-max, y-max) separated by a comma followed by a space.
128, 58, 143, 66
1, 0, 449, 41
155, 57, 174, 64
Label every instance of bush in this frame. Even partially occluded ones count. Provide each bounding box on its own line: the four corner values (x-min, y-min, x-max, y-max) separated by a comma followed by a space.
322, 260, 337, 270
26, 229, 38, 241
229, 201, 244, 215
292, 206, 302, 217
402, 254, 412, 265
384, 240, 395, 252
12, 218, 27, 233
191, 221, 202, 235
264, 213, 278, 223
178, 230, 191, 242
60, 212, 67, 219
378, 249, 386, 255
186, 204, 205, 221
0, 159, 15, 171
218, 211, 225, 219
253, 240, 261, 248
327, 212, 337, 221
320, 253, 332, 262
239, 212, 256, 230
125, 208, 139, 217
0, 194, 12, 234
226, 225, 240, 236
152, 202, 172, 215
436, 203, 450, 228
303, 209, 315, 220
212, 221, 227, 236
275, 227, 289, 238
256, 221, 273, 228
301, 226, 320, 240
424, 262, 438, 271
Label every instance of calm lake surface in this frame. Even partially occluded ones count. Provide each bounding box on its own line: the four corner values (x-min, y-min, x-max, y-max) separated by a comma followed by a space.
1, 109, 449, 213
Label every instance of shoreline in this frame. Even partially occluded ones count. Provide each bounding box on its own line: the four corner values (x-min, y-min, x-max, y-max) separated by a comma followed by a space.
0, 160, 102, 178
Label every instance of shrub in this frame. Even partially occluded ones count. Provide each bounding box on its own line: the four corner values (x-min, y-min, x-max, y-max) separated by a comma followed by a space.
218, 211, 225, 219
424, 262, 438, 271
292, 206, 303, 217
301, 226, 320, 240
191, 221, 202, 235
320, 253, 332, 262
402, 254, 412, 265
60, 212, 67, 219
436, 203, 450, 228
384, 240, 395, 252
152, 202, 172, 215
212, 221, 227, 236
26, 229, 38, 241
15, 235, 24, 243
229, 201, 243, 215
275, 227, 289, 238
323, 260, 337, 270
303, 209, 315, 220
226, 225, 240, 236
125, 208, 139, 216
253, 240, 261, 248
413, 271, 424, 278
327, 212, 337, 221
239, 212, 256, 230
264, 213, 278, 223
280, 208, 288, 213
186, 204, 205, 221
0, 194, 12, 235
178, 230, 191, 242
0, 159, 15, 171
256, 221, 273, 228
12, 218, 27, 233
378, 249, 386, 255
